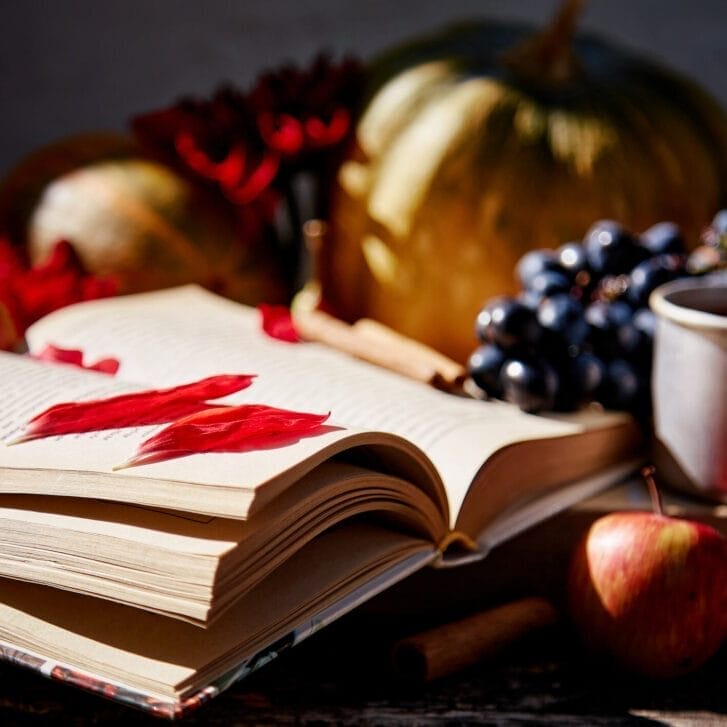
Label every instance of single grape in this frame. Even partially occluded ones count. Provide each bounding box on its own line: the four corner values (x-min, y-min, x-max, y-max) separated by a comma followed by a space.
557, 241, 589, 278
601, 358, 646, 412
515, 250, 564, 288
584, 219, 649, 276
557, 242, 593, 302
606, 300, 634, 327
517, 290, 543, 310
639, 221, 686, 256
499, 358, 558, 413
537, 294, 588, 349
556, 351, 607, 410
475, 297, 541, 350
687, 245, 722, 275
627, 254, 685, 307
467, 344, 507, 398
584, 300, 623, 359
527, 269, 572, 299
571, 351, 607, 399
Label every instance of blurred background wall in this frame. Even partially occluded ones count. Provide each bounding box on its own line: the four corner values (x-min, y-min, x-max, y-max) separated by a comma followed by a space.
1, 0, 725, 175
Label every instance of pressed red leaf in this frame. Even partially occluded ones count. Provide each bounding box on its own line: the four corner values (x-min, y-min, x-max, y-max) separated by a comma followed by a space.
86, 357, 122, 375
35, 344, 84, 367
14, 374, 255, 443
33, 344, 121, 375
258, 304, 301, 343
116, 404, 330, 469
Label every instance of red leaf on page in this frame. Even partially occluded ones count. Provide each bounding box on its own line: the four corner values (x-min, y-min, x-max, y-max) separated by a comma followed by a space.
258, 304, 301, 343
35, 344, 84, 367
14, 374, 256, 443
33, 344, 121, 375
86, 357, 122, 375
116, 404, 330, 469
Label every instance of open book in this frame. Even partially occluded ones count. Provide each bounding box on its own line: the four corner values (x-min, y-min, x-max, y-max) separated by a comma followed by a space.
0, 286, 641, 717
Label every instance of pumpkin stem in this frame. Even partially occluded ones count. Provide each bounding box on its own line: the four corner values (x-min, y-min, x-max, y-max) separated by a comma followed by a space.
502, 0, 585, 86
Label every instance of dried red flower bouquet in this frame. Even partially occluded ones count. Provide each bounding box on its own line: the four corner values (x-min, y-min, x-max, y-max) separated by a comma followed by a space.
132, 54, 364, 285
0, 54, 365, 352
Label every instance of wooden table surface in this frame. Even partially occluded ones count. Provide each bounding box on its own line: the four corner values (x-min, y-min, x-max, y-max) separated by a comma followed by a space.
1, 607, 725, 727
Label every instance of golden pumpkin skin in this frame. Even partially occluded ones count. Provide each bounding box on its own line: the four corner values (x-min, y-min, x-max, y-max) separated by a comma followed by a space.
0, 135, 286, 305
323, 20, 727, 363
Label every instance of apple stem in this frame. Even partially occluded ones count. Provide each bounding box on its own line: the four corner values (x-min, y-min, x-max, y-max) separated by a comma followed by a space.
641, 465, 664, 515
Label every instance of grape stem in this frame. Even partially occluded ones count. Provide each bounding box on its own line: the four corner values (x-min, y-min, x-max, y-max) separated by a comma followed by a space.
641, 465, 664, 516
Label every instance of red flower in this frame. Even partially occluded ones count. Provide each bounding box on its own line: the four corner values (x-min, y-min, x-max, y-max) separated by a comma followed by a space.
131, 54, 364, 293
17, 240, 117, 323
249, 54, 363, 159
0, 237, 118, 352
133, 54, 363, 193
132, 89, 280, 209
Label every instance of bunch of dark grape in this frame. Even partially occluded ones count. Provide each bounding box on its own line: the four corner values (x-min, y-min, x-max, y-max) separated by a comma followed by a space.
467, 210, 727, 420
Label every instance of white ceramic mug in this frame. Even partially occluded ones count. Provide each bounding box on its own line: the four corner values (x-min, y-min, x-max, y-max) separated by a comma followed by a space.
649, 271, 727, 502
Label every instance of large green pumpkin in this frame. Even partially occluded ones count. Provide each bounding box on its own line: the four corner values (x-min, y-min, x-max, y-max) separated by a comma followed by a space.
321, 2, 727, 363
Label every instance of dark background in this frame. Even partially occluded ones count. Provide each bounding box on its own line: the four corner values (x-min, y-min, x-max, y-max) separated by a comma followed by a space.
1, 0, 725, 175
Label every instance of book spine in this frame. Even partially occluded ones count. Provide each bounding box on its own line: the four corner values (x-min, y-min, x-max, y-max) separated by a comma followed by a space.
0, 641, 204, 719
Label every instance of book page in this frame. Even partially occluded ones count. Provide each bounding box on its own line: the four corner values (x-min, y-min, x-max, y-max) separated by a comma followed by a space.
26, 286, 631, 526
0, 522, 435, 699
0, 351, 445, 518
0, 459, 446, 623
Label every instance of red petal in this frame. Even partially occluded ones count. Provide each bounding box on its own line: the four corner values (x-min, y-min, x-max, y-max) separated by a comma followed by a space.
258, 304, 301, 343
16, 374, 255, 443
304, 109, 350, 148
13, 240, 118, 326
32, 345, 121, 375
118, 404, 330, 468
175, 132, 247, 188
222, 153, 279, 204
34, 344, 84, 366
86, 358, 121, 375
258, 112, 304, 156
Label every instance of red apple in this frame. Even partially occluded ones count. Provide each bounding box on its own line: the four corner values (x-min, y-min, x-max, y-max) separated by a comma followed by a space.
567, 510, 727, 678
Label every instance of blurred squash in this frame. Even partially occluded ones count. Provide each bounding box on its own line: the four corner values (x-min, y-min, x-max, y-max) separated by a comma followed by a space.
0, 134, 286, 304
321, 0, 727, 362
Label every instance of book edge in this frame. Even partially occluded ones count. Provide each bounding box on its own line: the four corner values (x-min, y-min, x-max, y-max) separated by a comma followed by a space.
0, 548, 436, 720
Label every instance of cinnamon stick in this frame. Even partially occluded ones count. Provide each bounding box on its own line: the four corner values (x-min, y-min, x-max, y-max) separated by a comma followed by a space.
391, 596, 558, 683
352, 318, 467, 390
293, 309, 467, 394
